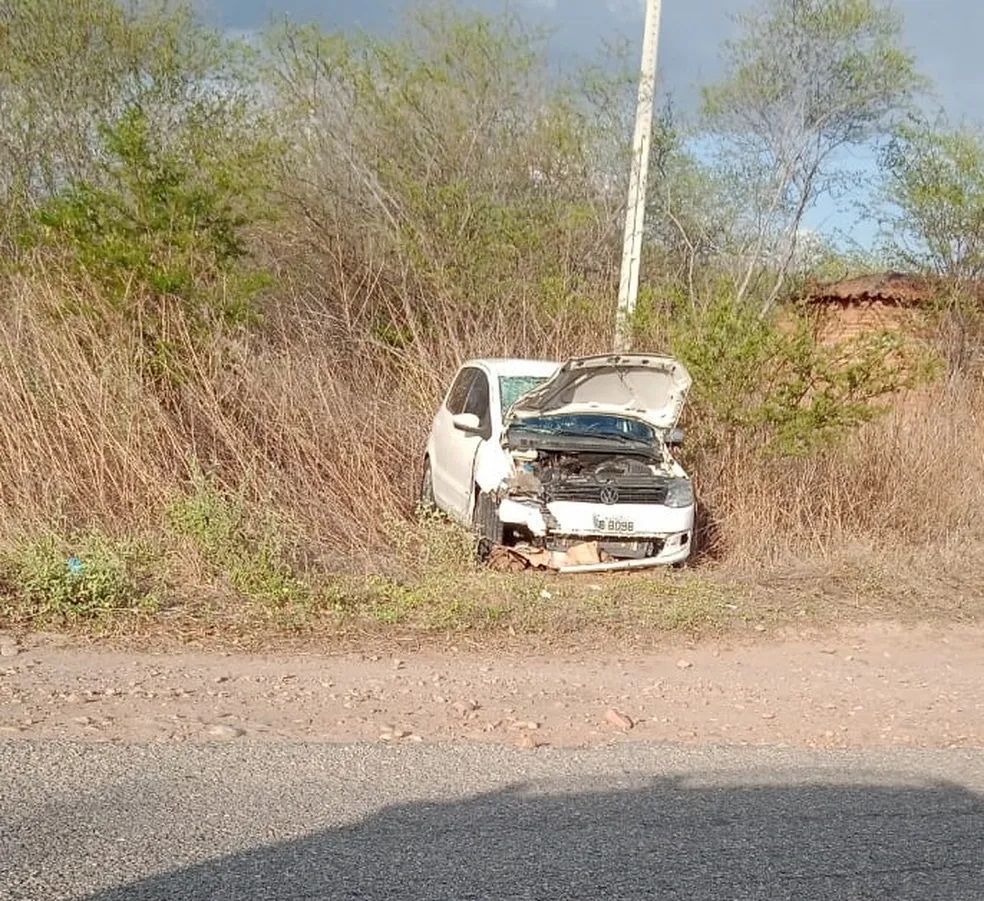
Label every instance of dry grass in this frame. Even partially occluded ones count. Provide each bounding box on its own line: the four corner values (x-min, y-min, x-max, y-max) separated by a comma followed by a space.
697, 382, 984, 567
1, 266, 983, 645
0, 260, 614, 554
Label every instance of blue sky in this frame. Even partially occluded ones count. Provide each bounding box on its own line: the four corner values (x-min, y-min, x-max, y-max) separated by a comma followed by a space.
205, 0, 980, 118
200, 0, 982, 249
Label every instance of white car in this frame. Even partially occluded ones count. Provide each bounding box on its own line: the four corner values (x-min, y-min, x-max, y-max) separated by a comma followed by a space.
420, 353, 696, 573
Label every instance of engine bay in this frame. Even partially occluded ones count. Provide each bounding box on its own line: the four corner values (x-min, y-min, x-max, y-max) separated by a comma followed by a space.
507, 450, 674, 505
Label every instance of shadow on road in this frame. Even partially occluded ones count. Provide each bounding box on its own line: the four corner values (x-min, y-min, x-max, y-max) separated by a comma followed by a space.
85, 773, 984, 900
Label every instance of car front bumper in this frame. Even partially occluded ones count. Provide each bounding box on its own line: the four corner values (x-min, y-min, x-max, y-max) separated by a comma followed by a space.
497, 497, 695, 570
556, 531, 693, 572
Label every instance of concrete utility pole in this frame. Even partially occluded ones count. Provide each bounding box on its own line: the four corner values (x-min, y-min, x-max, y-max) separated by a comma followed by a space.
614, 0, 663, 353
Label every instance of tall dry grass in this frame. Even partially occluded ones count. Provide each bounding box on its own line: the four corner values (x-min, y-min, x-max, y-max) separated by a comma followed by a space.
0, 264, 611, 566
700, 381, 984, 567
2, 263, 983, 586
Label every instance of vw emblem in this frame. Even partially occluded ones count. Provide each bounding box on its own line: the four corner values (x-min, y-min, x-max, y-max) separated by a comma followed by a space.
599, 485, 619, 505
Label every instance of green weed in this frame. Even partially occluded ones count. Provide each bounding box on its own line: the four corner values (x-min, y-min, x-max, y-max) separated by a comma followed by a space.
0, 533, 156, 623
167, 474, 311, 609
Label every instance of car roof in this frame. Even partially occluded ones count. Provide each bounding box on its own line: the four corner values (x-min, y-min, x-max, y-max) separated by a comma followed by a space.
461, 358, 561, 379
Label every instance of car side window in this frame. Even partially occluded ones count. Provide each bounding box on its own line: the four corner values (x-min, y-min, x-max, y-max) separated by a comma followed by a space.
445, 368, 476, 415
463, 370, 492, 438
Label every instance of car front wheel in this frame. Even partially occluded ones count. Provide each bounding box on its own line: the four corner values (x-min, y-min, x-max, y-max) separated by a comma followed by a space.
419, 459, 436, 510
472, 490, 504, 562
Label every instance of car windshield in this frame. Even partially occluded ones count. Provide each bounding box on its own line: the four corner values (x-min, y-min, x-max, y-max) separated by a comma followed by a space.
510, 413, 655, 444
499, 375, 550, 415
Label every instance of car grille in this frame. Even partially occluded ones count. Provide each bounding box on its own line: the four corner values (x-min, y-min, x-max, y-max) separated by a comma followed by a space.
546, 482, 668, 505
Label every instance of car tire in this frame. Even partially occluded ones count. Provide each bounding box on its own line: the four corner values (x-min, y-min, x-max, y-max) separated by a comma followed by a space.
472, 490, 504, 562
419, 459, 436, 510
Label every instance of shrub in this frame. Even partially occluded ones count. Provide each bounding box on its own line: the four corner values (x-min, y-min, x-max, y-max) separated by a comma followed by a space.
21, 106, 273, 394
0, 533, 156, 623
653, 288, 936, 457
167, 475, 310, 608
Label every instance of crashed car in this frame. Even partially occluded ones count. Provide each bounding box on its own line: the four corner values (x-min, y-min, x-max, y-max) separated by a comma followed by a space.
420, 353, 695, 573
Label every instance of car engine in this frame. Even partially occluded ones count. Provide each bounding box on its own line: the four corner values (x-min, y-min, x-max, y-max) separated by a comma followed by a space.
509, 451, 673, 505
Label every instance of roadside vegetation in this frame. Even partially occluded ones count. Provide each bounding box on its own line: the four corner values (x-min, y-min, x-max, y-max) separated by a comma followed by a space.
1, 0, 983, 643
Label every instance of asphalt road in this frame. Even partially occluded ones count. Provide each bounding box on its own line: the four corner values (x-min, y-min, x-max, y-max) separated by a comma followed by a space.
1, 741, 983, 900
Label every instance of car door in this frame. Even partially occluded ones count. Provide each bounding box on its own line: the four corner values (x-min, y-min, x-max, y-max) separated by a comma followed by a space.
429, 367, 477, 518
433, 368, 493, 522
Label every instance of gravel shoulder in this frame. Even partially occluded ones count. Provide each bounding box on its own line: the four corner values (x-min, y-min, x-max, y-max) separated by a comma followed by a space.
1, 621, 982, 750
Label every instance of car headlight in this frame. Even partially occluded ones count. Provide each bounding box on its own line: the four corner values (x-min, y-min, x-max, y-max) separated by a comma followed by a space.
664, 478, 694, 508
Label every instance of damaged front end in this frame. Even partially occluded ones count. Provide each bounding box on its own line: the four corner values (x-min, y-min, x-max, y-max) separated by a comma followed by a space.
487, 434, 695, 573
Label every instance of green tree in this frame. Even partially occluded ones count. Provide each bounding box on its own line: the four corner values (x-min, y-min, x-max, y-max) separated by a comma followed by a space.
701, 0, 925, 311
3, 0, 277, 393
263, 5, 630, 344
23, 104, 275, 393
664, 290, 931, 457
644, 132, 745, 308
0, 0, 257, 233
879, 120, 984, 282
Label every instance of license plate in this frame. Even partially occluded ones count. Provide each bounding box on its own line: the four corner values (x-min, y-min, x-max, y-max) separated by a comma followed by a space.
593, 515, 634, 534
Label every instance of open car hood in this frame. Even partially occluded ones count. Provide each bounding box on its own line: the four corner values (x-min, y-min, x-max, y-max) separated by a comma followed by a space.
505, 353, 692, 431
